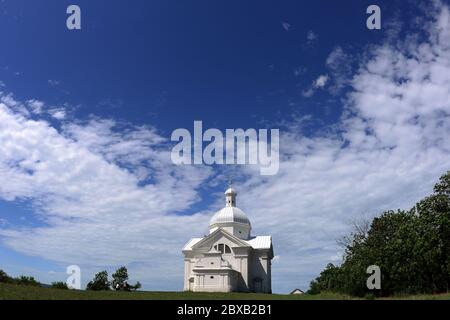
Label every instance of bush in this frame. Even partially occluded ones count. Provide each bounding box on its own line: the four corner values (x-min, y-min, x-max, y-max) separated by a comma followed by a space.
309, 171, 450, 297
51, 281, 69, 290
15, 275, 41, 287
86, 271, 110, 291
112, 267, 141, 291
133, 281, 142, 291
112, 266, 129, 291
364, 293, 376, 300
0, 270, 14, 284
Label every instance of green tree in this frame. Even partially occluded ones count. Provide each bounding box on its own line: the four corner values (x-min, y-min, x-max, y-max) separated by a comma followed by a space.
51, 281, 69, 290
0, 269, 14, 284
413, 193, 450, 292
111, 266, 141, 291
309, 171, 450, 297
132, 281, 142, 291
86, 271, 110, 291
112, 266, 129, 290
15, 275, 41, 287
308, 263, 341, 294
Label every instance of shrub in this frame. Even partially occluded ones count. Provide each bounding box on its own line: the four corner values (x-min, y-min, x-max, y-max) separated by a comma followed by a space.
15, 275, 41, 287
0, 269, 14, 284
51, 281, 69, 290
309, 171, 450, 297
111, 267, 141, 291
86, 271, 110, 291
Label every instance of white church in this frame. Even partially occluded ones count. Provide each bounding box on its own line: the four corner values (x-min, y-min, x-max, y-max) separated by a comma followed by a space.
182, 186, 274, 293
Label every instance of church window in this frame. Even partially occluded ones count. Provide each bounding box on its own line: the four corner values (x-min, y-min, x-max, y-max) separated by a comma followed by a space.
214, 243, 231, 254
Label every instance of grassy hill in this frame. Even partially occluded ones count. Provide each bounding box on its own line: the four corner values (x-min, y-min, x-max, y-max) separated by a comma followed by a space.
2, 283, 450, 300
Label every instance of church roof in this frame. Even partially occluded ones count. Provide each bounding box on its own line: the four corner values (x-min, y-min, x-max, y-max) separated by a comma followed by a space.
183, 235, 271, 251
245, 236, 272, 249
224, 187, 236, 195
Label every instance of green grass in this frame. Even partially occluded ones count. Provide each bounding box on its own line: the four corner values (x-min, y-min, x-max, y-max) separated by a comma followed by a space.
1, 283, 449, 300
379, 293, 450, 300
0, 283, 350, 300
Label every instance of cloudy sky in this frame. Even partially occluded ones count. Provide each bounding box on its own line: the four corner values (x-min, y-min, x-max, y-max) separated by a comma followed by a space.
1, 0, 450, 293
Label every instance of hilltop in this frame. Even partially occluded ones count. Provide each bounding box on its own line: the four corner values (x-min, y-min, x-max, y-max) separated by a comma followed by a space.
1, 283, 450, 300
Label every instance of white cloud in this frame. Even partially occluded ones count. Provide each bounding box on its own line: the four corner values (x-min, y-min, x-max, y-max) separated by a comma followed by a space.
303, 30, 318, 48
326, 46, 352, 93
238, 2, 450, 291
48, 80, 60, 87
302, 74, 329, 97
0, 93, 29, 116
27, 99, 44, 114
306, 30, 317, 41
302, 88, 314, 97
293, 67, 306, 77
48, 108, 66, 120
0, 97, 212, 289
313, 75, 329, 88
281, 22, 291, 31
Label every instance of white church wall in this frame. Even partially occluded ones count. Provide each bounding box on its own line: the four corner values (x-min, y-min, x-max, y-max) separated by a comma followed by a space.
182, 187, 273, 293
249, 250, 272, 293
192, 271, 237, 292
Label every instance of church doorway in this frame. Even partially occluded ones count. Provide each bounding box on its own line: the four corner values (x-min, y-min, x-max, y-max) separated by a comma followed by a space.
189, 277, 194, 291
253, 278, 263, 293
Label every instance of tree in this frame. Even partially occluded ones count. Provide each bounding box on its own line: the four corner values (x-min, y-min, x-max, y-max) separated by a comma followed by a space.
132, 281, 142, 291
112, 266, 129, 290
0, 269, 14, 284
308, 263, 341, 294
413, 193, 450, 292
309, 171, 450, 296
86, 271, 110, 291
51, 281, 69, 290
112, 266, 141, 291
15, 275, 41, 287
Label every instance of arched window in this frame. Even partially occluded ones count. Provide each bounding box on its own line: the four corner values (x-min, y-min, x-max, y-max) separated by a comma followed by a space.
214, 243, 231, 254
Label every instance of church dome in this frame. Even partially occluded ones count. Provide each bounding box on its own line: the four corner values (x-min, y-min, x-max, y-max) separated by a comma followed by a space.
209, 206, 251, 226
209, 186, 252, 239
224, 187, 236, 195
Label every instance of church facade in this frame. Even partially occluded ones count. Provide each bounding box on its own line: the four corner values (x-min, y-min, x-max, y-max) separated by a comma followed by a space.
182, 187, 273, 293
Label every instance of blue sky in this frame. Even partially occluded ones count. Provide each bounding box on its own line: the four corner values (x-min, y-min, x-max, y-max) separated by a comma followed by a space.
0, 0, 388, 129
1, 0, 450, 293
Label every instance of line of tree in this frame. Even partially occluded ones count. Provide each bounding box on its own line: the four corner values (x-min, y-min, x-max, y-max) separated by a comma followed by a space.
0, 270, 42, 287
308, 171, 450, 297
1, 266, 141, 292
86, 266, 141, 291
1, 269, 70, 289
0, 270, 68, 288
